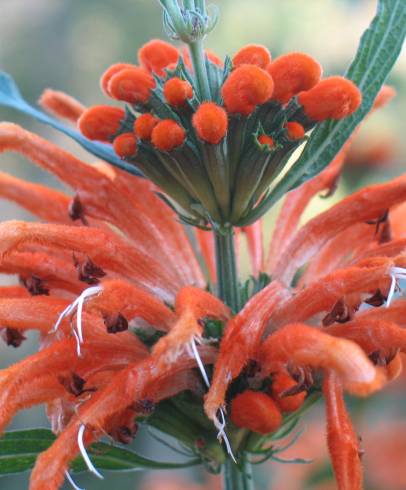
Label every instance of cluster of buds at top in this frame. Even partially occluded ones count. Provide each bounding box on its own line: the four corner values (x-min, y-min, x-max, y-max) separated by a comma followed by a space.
79, 40, 362, 227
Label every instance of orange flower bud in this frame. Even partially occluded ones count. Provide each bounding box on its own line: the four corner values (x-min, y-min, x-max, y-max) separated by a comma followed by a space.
151, 119, 186, 151
78, 105, 125, 142
230, 390, 282, 434
138, 39, 179, 76
206, 49, 223, 67
222, 65, 274, 116
298, 76, 362, 121
192, 102, 228, 144
232, 44, 272, 69
113, 132, 137, 158
271, 372, 306, 412
267, 52, 322, 103
258, 134, 274, 148
163, 77, 193, 107
38, 89, 85, 123
285, 121, 305, 140
100, 63, 136, 96
134, 113, 159, 141
108, 67, 156, 104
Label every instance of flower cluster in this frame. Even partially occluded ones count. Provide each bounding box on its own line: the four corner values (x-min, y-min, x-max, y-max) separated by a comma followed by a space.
78, 39, 361, 225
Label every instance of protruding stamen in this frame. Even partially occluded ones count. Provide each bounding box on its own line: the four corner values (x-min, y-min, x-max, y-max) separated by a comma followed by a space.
77, 424, 104, 480
65, 470, 85, 490
387, 267, 406, 307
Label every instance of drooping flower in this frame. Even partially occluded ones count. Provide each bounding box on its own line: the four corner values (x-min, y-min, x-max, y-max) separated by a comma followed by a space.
0, 28, 403, 490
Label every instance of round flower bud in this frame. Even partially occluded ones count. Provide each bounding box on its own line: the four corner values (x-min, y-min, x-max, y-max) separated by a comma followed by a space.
258, 134, 275, 148
222, 65, 274, 116
285, 121, 305, 140
78, 105, 125, 142
134, 113, 159, 141
270, 372, 306, 413
230, 390, 282, 434
163, 77, 193, 107
298, 76, 362, 121
138, 39, 179, 76
192, 102, 228, 144
151, 119, 186, 152
267, 52, 322, 103
108, 67, 156, 104
232, 44, 272, 69
100, 63, 136, 96
113, 133, 137, 158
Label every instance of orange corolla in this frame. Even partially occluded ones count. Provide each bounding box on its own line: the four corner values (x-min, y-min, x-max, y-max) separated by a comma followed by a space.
0, 38, 404, 490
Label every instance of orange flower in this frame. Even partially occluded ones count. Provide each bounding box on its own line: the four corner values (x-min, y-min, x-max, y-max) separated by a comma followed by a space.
151, 119, 186, 151
164, 77, 193, 107
78, 105, 125, 142
192, 102, 228, 144
138, 39, 179, 76
232, 44, 272, 69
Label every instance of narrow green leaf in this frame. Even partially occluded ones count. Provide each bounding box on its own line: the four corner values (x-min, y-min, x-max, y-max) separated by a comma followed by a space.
0, 71, 143, 177
0, 429, 199, 476
240, 0, 406, 226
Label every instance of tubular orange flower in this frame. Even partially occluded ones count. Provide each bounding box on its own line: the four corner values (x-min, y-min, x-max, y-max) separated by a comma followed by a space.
163, 77, 193, 107
133, 113, 159, 140
230, 390, 282, 434
298, 76, 362, 121
232, 44, 272, 69
285, 121, 305, 140
38, 89, 85, 123
108, 67, 156, 104
138, 39, 179, 76
151, 119, 186, 151
113, 132, 137, 158
222, 64, 274, 115
78, 105, 125, 142
267, 52, 322, 103
257, 134, 274, 148
192, 102, 228, 144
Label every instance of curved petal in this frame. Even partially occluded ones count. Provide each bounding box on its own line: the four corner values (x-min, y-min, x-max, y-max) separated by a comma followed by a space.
242, 221, 264, 277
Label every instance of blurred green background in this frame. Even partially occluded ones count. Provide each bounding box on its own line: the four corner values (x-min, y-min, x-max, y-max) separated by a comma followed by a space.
0, 0, 405, 489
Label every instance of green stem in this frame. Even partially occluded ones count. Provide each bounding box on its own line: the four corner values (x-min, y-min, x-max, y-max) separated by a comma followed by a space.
223, 456, 254, 490
214, 227, 240, 311
188, 41, 211, 100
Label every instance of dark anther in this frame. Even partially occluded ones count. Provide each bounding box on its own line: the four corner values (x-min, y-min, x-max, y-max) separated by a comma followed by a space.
73, 255, 106, 285
322, 298, 353, 326
287, 365, 314, 391
104, 313, 128, 334
369, 349, 398, 367
133, 399, 155, 415
366, 209, 389, 235
111, 424, 138, 445
365, 289, 387, 307
58, 372, 89, 396
280, 383, 307, 398
1, 328, 26, 348
244, 360, 261, 378
20, 275, 49, 296
68, 195, 88, 225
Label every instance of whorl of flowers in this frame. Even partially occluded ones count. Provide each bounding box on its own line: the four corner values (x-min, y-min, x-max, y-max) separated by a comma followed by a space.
78, 40, 361, 226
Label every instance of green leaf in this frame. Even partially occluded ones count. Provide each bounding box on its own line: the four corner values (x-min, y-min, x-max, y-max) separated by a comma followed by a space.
0, 429, 199, 476
239, 0, 406, 226
0, 71, 142, 177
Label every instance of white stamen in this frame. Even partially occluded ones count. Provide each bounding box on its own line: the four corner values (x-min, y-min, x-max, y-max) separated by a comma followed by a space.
77, 424, 104, 480
50, 286, 102, 354
387, 267, 406, 307
65, 471, 85, 490
189, 337, 236, 462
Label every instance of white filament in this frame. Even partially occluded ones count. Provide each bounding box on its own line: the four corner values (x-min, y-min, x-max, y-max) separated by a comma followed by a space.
50, 286, 102, 356
65, 471, 85, 490
189, 337, 236, 462
77, 424, 104, 480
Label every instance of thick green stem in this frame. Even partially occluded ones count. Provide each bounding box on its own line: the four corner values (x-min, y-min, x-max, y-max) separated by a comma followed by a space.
214, 227, 240, 311
223, 457, 255, 490
188, 41, 211, 101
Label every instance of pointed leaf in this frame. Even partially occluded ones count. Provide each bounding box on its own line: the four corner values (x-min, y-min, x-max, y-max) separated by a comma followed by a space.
0, 429, 199, 476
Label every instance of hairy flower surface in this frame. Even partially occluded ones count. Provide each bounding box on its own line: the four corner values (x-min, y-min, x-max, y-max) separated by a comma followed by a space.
0, 34, 404, 490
